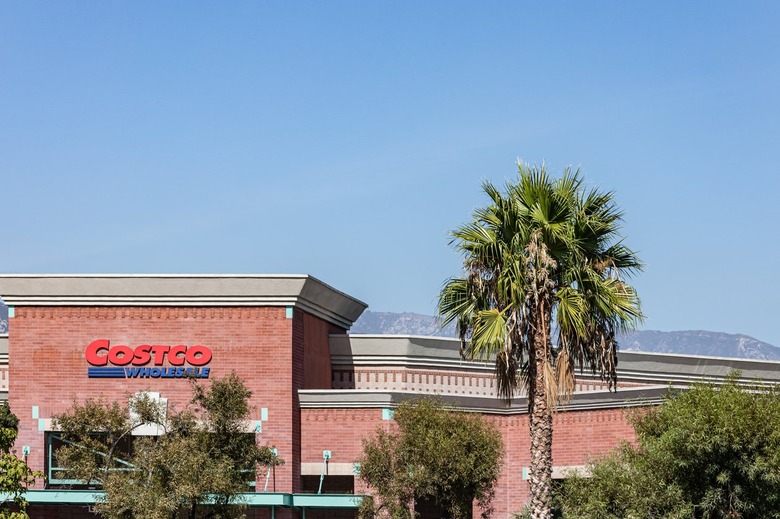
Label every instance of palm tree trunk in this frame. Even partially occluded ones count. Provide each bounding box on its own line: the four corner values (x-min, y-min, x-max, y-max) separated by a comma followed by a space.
528, 320, 553, 519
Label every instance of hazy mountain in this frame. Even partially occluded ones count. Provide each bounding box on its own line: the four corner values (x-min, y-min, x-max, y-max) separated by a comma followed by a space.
352, 310, 780, 361
351, 310, 457, 337
618, 329, 780, 360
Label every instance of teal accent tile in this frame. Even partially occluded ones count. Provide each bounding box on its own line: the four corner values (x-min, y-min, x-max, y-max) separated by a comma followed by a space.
38, 419, 45, 432
254, 421, 262, 433
382, 408, 395, 420
7, 306, 14, 318
522, 467, 529, 480
31, 406, 39, 419
285, 307, 294, 319
261, 408, 268, 421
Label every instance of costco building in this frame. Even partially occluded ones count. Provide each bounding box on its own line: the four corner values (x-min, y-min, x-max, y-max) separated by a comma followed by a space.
0, 274, 778, 519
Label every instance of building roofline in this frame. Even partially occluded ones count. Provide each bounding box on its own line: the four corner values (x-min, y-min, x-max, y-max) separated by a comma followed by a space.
619, 348, 780, 364
299, 385, 674, 414
0, 274, 367, 329
346, 333, 460, 342
330, 334, 780, 383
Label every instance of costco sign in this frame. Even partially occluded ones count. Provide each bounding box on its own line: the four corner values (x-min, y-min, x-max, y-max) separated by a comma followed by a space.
86, 339, 212, 379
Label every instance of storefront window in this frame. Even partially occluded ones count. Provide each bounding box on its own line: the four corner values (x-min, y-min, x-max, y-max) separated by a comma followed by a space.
46, 432, 135, 488
46, 432, 258, 489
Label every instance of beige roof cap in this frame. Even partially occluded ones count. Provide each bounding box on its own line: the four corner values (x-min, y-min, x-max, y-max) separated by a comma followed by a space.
0, 274, 367, 329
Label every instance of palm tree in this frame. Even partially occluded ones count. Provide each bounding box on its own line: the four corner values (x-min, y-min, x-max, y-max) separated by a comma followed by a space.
438, 163, 642, 519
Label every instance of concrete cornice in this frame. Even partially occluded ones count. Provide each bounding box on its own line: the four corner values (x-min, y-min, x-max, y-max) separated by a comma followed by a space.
331, 334, 483, 370
333, 335, 780, 383
616, 350, 780, 384
331, 334, 493, 372
0, 274, 367, 329
332, 354, 496, 372
298, 386, 671, 414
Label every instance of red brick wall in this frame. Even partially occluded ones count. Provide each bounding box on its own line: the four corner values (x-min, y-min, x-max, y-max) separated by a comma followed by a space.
291, 309, 305, 496
301, 407, 639, 518
10, 305, 643, 518
484, 409, 638, 517
8, 305, 324, 496
552, 407, 638, 465
301, 313, 341, 390
301, 408, 390, 465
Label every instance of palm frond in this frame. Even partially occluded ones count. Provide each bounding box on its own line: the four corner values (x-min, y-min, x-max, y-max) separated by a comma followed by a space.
437, 162, 642, 406
471, 309, 509, 361
542, 360, 559, 411
555, 348, 576, 405
437, 278, 473, 330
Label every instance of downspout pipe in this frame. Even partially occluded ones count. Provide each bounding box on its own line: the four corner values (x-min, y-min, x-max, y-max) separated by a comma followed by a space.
318, 450, 331, 494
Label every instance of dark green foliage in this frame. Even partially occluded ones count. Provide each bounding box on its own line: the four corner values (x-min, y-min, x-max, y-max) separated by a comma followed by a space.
0, 403, 43, 519
558, 375, 780, 518
53, 398, 142, 486
0, 404, 19, 448
358, 399, 504, 519
53, 373, 282, 519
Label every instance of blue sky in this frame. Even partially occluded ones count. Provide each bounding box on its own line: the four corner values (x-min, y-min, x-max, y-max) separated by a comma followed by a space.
2, 2, 779, 345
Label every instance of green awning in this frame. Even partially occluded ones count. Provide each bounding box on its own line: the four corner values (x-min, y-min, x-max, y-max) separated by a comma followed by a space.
21, 490, 363, 509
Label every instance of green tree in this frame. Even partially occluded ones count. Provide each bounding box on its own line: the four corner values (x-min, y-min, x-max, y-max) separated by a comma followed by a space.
53, 373, 282, 519
0, 403, 43, 519
358, 398, 504, 519
438, 163, 642, 519
559, 376, 780, 519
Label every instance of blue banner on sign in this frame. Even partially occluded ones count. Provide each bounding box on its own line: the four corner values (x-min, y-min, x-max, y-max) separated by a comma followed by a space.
87, 367, 210, 379
88, 368, 125, 378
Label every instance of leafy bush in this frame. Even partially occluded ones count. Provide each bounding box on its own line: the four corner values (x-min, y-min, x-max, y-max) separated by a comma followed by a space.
358, 398, 504, 519
559, 374, 780, 518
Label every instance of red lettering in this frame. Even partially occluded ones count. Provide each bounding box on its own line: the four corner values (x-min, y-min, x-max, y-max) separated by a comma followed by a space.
85, 339, 110, 366
169, 345, 186, 366
133, 345, 151, 366
86, 341, 212, 368
150, 345, 170, 365
107, 345, 133, 366
186, 345, 212, 366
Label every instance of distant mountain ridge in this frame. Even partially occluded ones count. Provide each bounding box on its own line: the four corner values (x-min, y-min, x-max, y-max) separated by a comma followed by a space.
351, 310, 458, 337
351, 310, 780, 361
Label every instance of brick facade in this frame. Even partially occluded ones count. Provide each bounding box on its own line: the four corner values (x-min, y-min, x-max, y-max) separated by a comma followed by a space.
4, 301, 648, 518
4, 275, 759, 518
9, 303, 343, 519
299, 406, 637, 517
